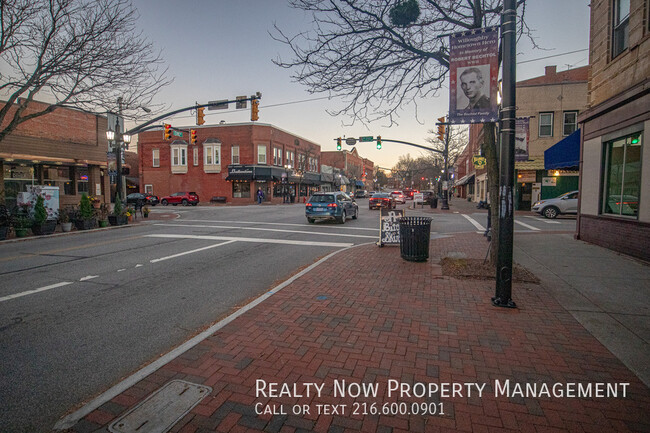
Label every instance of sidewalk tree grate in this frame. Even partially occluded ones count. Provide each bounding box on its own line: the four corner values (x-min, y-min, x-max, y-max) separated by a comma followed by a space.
108, 380, 211, 433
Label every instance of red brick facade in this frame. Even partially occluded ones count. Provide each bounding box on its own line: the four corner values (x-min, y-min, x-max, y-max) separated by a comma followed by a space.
321, 148, 374, 190
138, 123, 323, 204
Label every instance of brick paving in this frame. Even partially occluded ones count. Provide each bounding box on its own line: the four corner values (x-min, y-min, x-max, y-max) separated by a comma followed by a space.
65, 233, 650, 433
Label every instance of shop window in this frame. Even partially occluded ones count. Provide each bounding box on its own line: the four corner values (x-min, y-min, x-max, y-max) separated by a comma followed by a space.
232, 145, 240, 164
152, 149, 160, 167
563, 111, 578, 136
44, 166, 73, 195
257, 145, 267, 164
612, 0, 630, 58
232, 182, 250, 198
602, 132, 642, 217
145, 184, 153, 194
77, 168, 89, 194
539, 112, 553, 137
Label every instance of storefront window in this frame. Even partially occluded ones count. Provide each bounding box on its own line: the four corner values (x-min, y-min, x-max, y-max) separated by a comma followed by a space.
232, 182, 251, 198
44, 166, 73, 195
602, 133, 641, 217
3, 164, 35, 208
77, 168, 89, 194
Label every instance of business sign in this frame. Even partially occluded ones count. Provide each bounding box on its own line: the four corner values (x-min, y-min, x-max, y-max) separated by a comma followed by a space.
472, 156, 487, 169
517, 170, 536, 183
515, 117, 530, 161
379, 208, 404, 246
542, 177, 557, 186
414, 192, 424, 204
448, 26, 499, 124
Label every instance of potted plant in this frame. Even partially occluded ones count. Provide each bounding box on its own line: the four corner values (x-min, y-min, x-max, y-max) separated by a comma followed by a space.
0, 204, 11, 241
126, 206, 135, 222
143, 206, 150, 218
32, 195, 57, 235
58, 208, 73, 232
97, 204, 110, 227
74, 193, 96, 230
108, 197, 128, 226
12, 205, 33, 238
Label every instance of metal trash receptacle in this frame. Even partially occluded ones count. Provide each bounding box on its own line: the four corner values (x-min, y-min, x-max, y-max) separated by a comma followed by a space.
399, 216, 432, 262
430, 197, 438, 208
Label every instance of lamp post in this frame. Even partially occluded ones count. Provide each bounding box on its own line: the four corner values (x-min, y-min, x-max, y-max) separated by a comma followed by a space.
106, 98, 132, 202
283, 164, 292, 203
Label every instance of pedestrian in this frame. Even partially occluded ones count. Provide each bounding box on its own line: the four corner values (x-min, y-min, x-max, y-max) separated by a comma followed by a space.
257, 188, 264, 204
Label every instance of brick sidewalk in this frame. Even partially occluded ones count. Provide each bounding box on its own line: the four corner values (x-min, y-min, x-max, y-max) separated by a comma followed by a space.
63, 233, 650, 433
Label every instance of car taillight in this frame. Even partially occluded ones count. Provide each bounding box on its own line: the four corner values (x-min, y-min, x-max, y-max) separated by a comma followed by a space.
327, 203, 337, 208
306, 203, 312, 207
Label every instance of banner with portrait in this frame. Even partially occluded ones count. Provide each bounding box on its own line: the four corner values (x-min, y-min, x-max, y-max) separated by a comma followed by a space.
515, 117, 530, 161
448, 26, 499, 124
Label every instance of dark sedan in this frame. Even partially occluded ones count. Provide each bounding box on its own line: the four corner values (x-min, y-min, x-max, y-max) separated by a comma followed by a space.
126, 193, 159, 206
369, 193, 395, 210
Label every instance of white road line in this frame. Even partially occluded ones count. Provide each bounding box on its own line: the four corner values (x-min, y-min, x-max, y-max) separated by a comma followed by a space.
176, 219, 378, 232
146, 234, 354, 248
461, 214, 486, 231
150, 240, 237, 263
135, 264, 144, 267
514, 220, 541, 231
0, 282, 73, 304
543, 220, 561, 224
79, 275, 99, 281
154, 223, 377, 239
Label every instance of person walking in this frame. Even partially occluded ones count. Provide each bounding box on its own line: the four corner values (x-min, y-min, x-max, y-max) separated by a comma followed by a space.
257, 188, 264, 204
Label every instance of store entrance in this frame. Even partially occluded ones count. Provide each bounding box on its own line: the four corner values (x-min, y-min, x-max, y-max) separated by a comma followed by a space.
517, 182, 533, 210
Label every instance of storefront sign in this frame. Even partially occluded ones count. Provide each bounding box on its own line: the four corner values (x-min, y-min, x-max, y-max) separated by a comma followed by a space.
517, 170, 536, 183
379, 208, 404, 246
448, 26, 499, 124
542, 177, 557, 186
472, 156, 486, 169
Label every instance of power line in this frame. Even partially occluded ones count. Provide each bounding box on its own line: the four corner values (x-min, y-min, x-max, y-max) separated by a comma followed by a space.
518, 48, 588, 65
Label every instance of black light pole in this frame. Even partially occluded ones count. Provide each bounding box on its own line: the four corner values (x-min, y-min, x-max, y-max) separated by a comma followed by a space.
106, 98, 131, 202
441, 124, 450, 210
493, 0, 517, 308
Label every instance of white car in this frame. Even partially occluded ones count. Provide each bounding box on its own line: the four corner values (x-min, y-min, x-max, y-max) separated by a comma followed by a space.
532, 190, 579, 219
390, 191, 406, 204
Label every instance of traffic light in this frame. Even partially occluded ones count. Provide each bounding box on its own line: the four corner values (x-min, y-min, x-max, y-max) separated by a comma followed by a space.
437, 117, 445, 142
336, 137, 342, 150
376, 136, 382, 150
197, 107, 205, 125
190, 129, 197, 144
251, 99, 259, 121
164, 123, 172, 140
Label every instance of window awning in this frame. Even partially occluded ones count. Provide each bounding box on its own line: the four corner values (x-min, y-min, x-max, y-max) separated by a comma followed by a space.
544, 129, 580, 170
455, 173, 475, 186
226, 165, 254, 181
355, 180, 364, 187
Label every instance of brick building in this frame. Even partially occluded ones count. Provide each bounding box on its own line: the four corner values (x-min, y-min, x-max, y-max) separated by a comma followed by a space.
1, 100, 111, 209
320, 148, 374, 192
577, 0, 650, 261
454, 124, 487, 201
138, 123, 322, 204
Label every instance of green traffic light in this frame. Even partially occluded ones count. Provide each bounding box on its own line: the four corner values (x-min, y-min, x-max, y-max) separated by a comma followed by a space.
631, 136, 640, 144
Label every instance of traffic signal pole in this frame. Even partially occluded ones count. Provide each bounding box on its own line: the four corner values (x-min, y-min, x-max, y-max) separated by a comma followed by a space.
441, 123, 450, 210
493, 0, 517, 309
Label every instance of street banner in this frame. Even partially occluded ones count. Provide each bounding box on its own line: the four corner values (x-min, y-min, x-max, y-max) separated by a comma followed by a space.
515, 117, 530, 161
448, 26, 499, 124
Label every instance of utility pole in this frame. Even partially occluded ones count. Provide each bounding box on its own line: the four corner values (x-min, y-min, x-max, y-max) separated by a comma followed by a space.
441, 121, 450, 210
116, 97, 123, 202
493, 0, 517, 308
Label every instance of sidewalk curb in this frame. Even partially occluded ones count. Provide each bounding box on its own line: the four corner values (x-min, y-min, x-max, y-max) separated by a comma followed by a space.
54, 242, 369, 430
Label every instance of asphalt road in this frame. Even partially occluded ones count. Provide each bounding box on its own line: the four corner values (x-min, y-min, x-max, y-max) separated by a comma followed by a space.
0, 200, 575, 432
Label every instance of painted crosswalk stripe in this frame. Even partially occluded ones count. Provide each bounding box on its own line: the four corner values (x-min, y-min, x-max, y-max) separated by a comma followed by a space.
146, 234, 353, 248
154, 223, 378, 239
150, 240, 237, 263
178, 219, 378, 232
514, 220, 541, 231
461, 214, 486, 231
0, 281, 73, 304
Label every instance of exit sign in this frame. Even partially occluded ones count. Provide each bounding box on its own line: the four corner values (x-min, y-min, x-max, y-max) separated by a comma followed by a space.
359, 136, 374, 142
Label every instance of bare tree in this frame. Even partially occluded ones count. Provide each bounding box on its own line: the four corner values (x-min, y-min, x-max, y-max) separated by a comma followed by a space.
425, 124, 467, 167
0, 0, 171, 143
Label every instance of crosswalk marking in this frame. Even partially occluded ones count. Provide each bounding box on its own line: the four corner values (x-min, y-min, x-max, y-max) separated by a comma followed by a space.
514, 220, 541, 231
154, 223, 378, 239
146, 234, 354, 248
461, 214, 486, 231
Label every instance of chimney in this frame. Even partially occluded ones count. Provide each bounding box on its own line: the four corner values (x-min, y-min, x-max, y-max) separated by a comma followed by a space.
545, 65, 557, 76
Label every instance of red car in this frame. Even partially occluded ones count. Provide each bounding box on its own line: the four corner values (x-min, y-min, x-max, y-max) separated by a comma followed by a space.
402, 188, 418, 200
160, 191, 200, 206
369, 193, 396, 210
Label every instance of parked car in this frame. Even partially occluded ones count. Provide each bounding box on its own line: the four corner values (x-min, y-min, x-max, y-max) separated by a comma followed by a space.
354, 190, 368, 199
160, 191, 200, 206
420, 190, 436, 205
126, 193, 159, 207
532, 190, 578, 219
390, 191, 406, 204
306, 192, 358, 224
402, 188, 418, 200
368, 193, 395, 210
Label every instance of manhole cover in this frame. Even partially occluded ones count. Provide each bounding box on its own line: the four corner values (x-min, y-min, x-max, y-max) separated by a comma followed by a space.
108, 380, 211, 433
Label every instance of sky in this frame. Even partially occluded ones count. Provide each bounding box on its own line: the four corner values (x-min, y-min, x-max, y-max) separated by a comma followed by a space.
130, 0, 591, 170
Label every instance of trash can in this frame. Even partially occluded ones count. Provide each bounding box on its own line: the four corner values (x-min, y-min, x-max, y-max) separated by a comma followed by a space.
399, 216, 432, 262
430, 197, 438, 209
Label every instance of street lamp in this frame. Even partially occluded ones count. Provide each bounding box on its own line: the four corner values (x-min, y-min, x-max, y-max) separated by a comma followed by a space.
283, 164, 292, 203
106, 97, 141, 202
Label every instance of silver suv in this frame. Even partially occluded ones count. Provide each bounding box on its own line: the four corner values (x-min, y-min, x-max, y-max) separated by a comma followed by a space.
532, 190, 578, 219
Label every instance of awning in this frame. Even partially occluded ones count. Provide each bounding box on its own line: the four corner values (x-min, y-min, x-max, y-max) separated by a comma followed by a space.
355, 180, 364, 187
336, 175, 350, 186
545, 129, 580, 170
226, 165, 254, 181
455, 173, 475, 186
320, 173, 334, 183
301, 172, 321, 185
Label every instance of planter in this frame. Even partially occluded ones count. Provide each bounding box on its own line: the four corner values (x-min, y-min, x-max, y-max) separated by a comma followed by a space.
99, 220, 109, 228
32, 220, 58, 235
108, 215, 128, 226
74, 218, 96, 230
0, 226, 8, 240
128, 215, 133, 222
15, 227, 29, 238
143, 213, 149, 218
61, 222, 73, 232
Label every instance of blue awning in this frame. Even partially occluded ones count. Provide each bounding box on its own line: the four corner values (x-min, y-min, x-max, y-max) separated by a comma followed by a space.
355, 180, 364, 187
544, 129, 580, 170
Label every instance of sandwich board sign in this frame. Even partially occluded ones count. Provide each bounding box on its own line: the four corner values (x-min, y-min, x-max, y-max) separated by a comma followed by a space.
379, 208, 404, 246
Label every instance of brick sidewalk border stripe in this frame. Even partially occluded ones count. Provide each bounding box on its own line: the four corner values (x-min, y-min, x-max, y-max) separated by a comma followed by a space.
53, 243, 367, 430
